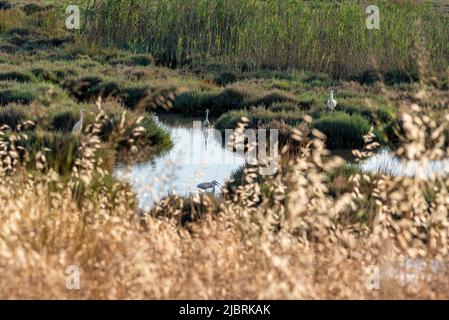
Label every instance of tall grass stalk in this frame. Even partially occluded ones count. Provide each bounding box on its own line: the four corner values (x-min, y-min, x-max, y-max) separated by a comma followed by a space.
82, 0, 449, 78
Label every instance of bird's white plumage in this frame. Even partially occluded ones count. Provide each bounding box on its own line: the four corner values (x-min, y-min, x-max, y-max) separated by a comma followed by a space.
72, 109, 84, 134
327, 90, 337, 112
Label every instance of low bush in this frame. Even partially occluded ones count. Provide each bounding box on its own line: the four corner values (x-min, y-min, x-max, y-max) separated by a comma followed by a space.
313, 112, 371, 149
0, 0, 11, 10
0, 87, 36, 105
251, 90, 296, 108
214, 71, 238, 86
110, 53, 155, 66
0, 70, 33, 82
269, 102, 298, 113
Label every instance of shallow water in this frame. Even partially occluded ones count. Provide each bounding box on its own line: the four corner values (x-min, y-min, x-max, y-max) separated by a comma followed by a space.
361, 148, 449, 179
114, 116, 245, 210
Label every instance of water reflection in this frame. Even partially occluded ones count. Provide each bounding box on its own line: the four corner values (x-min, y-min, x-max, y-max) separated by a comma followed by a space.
361, 148, 449, 179
114, 116, 245, 210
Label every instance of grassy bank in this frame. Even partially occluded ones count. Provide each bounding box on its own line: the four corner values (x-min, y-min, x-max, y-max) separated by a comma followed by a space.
0, 2, 173, 172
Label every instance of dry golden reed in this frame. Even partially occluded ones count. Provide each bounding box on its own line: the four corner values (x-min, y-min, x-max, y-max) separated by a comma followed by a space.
0, 77, 448, 299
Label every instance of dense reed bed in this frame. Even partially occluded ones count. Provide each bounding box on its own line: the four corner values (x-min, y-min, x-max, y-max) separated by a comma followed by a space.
83, 0, 449, 78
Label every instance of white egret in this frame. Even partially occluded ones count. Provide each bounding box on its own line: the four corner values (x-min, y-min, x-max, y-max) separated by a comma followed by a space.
72, 109, 85, 134
327, 90, 337, 112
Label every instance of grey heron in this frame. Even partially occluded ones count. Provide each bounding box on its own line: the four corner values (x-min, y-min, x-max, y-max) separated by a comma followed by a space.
203, 109, 210, 128
327, 90, 337, 112
196, 180, 222, 193
72, 109, 84, 134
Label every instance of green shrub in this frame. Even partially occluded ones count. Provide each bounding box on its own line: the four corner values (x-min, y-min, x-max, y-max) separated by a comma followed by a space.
215, 108, 304, 131
0, 71, 33, 82
384, 69, 419, 85
19, 130, 80, 175
110, 53, 154, 66
0, 88, 35, 105
22, 3, 47, 15
0, 1, 11, 10
214, 71, 238, 86
336, 102, 395, 124
209, 88, 248, 114
119, 85, 149, 109
173, 91, 211, 113
303, 74, 332, 87
298, 97, 317, 110
0, 107, 25, 128
313, 112, 371, 149
350, 70, 381, 85
251, 91, 296, 107
173, 88, 248, 115
269, 102, 298, 113
31, 68, 57, 82
50, 111, 79, 132
63, 75, 103, 101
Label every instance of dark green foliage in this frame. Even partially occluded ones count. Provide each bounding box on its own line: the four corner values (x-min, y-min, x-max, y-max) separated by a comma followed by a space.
209, 88, 248, 114
0, 108, 25, 128
215, 109, 304, 131
119, 85, 149, 109
303, 74, 332, 87
269, 102, 298, 113
384, 70, 419, 85
0, 71, 33, 82
214, 71, 238, 86
63, 75, 103, 101
22, 3, 49, 15
31, 68, 57, 82
0, 43, 17, 53
6, 28, 74, 52
172, 91, 211, 113
384, 119, 404, 146
313, 112, 371, 149
336, 103, 395, 124
0, 1, 11, 10
351, 70, 381, 85
173, 88, 248, 115
298, 97, 317, 110
0, 88, 35, 105
50, 111, 78, 132
19, 131, 80, 175
251, 91, 296, 107
110, 53, 155, 66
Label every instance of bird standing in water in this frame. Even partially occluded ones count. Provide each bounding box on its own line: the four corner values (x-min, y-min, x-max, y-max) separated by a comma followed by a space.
203, 109, 210, 128
196, 180, 222, 193
327, 90, 337, 112
72, 109, 84, 134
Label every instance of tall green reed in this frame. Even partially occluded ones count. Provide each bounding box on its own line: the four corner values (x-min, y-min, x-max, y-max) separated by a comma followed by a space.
81, 0, 449, 78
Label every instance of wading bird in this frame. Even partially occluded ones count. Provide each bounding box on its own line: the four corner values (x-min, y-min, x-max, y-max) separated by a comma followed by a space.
196, 180, 222, 193
72, 109, 84, 134
203, 109, 210, 128
327, 90, 337, 112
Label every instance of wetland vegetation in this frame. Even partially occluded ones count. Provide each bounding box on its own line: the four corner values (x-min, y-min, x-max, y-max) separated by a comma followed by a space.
0, 0, 449, 299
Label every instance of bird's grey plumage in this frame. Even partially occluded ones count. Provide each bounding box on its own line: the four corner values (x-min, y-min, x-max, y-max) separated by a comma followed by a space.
72, 109, 84, 134
327, 90, 337, 112
203, 109, 210, 128
197, 180, 222, 193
